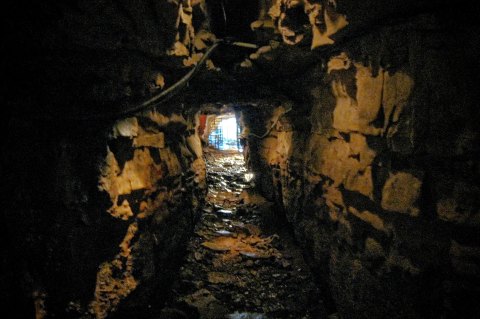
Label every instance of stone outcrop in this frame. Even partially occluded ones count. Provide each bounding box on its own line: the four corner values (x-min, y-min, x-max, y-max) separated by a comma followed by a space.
4, 109, 206, 318
4, 1, 214, 317
242, 2, 480, 317
90, 111, 206, 318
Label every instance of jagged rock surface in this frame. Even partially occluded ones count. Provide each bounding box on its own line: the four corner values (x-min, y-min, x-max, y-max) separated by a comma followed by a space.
162, 148, 325, 318
242, 10, 480, 317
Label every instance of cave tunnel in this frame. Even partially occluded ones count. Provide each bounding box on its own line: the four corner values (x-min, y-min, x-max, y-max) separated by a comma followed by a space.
3, 1, 480, 318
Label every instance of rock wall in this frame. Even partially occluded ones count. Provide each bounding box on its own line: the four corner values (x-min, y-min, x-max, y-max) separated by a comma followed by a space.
4, 1, 480, 318
3, 0, 265, 317
244, 3, 480, 318
4, 1, 212, 317
4, 110, 206, 318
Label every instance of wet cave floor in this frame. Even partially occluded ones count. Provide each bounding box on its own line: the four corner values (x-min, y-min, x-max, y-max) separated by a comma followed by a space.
162, 147, 326, 319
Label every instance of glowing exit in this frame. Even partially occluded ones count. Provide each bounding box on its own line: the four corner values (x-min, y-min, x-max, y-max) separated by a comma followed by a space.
208, 114, 242, 151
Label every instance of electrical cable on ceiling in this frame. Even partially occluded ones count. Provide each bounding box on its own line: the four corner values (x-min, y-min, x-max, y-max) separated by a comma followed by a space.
119, 39, 259, 119
119, 40, 224, 118
37, 39, 258, 121
21, 3, 438, 123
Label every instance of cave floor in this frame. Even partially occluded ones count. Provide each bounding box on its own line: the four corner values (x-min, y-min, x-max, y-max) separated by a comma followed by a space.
163, 147, 326, 318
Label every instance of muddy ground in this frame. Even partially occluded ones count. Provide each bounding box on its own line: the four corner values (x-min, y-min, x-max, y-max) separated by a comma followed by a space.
160, 148, 327, 319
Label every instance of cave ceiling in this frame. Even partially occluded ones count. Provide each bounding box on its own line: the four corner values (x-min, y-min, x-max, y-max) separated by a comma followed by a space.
4, 0, 464, 119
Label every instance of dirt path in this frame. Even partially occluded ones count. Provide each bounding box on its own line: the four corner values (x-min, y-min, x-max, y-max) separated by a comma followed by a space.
162, 148, 325, 319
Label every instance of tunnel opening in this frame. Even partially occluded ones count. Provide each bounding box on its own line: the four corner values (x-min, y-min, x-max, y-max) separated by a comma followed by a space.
206, 113, 242, 152
155, 105, 327, 318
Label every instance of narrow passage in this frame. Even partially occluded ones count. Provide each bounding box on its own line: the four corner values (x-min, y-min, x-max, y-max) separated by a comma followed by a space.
164, 147, 325, 318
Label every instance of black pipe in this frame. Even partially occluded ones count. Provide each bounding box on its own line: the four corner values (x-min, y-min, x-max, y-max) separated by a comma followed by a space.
33, 40, 218, 121
30, 39, 260, 122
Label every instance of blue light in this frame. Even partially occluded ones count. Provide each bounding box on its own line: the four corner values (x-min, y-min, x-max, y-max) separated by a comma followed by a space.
208, 115, 242, 151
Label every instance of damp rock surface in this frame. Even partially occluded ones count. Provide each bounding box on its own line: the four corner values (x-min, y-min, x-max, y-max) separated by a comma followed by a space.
4, 1, 480, 319
163, 148, 326, 318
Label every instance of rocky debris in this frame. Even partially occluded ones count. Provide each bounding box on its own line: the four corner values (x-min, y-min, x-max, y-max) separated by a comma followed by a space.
163, 147, 325, 318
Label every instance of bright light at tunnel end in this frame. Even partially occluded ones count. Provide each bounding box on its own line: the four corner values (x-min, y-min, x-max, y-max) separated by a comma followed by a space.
208, 113, 242, 151
220, 117, 237, 141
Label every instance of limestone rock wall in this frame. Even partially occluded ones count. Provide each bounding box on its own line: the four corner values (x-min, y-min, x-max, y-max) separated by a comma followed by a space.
244, 6, 480, 318
3, 110, 206, 318
91, 111, 206, 318
4, 1, 212, 317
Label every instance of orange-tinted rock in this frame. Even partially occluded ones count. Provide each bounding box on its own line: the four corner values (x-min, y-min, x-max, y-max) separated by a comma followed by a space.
134, 132, 165, 148
348, 207, 387, 232
381, 172, 422, 216
90, 222, 139, 319
268, 0, 348, 49
109, 199, 134, 221
344, 166, 374, 199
